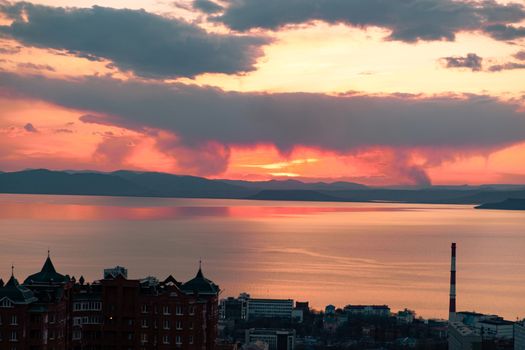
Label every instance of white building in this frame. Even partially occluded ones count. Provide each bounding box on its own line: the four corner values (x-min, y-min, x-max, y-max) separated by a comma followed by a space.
103, 265, 127, 279
448, 321, 482, 350
344, 304, 390, 317
476, 318, 514, 339
515, 321, 525, 350
455, 311, 514, 340
246, 298, 294, 320
245, 329, 295, 350
396, 309, 416, 324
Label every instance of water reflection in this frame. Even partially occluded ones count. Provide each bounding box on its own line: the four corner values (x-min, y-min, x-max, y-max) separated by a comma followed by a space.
0, 194, 414, 220
0, 194, 524, 320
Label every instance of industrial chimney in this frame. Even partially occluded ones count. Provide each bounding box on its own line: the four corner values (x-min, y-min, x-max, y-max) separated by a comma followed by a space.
449, 242, 456, 321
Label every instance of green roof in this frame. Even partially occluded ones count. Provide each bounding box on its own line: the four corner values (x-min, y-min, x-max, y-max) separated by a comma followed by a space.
0, 275, 37, 304
23, 256, 69, 285
181, 267, 219, 295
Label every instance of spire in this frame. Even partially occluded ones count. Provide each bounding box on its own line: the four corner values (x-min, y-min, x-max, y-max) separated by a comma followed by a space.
11, 264, 14, 277
196, 260, 204, 279
42, 255, 57, 274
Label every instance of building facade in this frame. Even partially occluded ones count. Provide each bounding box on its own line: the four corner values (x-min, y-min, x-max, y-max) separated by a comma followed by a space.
0, 256, 219, 350
344, 305, 391, 317
448, 321, 482, 350
244, 329, 295, 350
515, 321, 525, 350
245, 299, 293, 321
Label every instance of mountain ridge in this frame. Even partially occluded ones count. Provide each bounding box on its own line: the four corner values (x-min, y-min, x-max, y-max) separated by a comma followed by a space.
1, 169, 525, 205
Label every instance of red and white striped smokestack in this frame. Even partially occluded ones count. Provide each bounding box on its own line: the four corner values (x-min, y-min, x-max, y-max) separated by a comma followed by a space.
449, 242, 456, 321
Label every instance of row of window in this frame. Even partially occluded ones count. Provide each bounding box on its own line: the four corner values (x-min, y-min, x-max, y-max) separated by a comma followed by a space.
0, 330, 19, 341
73, 331, 195, 345
73, 301, 102, 311
0, 315, 18, 325
140, 319, 193, 330
141, 304, 195, 315
0, 299, 13, 308
141, 333, 193, 345
73, 316, 103, 326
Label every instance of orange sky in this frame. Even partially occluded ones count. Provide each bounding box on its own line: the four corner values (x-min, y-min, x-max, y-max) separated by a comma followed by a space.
1, 0, 525, 185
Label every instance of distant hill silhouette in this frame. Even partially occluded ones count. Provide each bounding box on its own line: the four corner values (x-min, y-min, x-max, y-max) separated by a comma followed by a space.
246, 189, 349, 202
475, 198, 525, 210
0, 169, 150, 196
1, 169, 525, 205
222, 179, 368, 191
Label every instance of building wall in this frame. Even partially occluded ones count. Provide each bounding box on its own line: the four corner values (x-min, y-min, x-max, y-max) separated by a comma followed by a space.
448, 322, 482, 350
515, 322, 525, 350
0, 304, 30, 350
245, 329, 295, 350
246, 299, 293, 320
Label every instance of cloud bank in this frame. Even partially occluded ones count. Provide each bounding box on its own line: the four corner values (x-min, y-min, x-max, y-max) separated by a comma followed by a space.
2, 72, 525, 154
0, 2, 268, 78
217, 0, 525, 42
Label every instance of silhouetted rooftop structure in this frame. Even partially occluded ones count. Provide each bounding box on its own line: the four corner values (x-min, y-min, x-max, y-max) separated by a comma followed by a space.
23, 253, 69, 285
0, 270, 38, 304
181, 263, 220, 295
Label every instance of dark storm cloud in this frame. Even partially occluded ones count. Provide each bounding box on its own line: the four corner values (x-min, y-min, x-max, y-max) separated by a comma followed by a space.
193, 0, 223, 14
440, 53, 483, 71
0, 2, 268, 78
2, 72, 525, 155
484, 24, 525, 40
216, 0, 525, 42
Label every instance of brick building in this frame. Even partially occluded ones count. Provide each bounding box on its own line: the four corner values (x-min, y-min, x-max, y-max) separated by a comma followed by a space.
0, 255, 219, 350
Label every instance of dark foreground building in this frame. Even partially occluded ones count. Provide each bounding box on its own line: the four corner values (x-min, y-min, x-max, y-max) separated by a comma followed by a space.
0, 255, 219, 350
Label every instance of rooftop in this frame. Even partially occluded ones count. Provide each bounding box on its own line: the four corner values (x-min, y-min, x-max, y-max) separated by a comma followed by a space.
0, 273, 38, 304
180, 264, 219, 296
23, 255, 69, 285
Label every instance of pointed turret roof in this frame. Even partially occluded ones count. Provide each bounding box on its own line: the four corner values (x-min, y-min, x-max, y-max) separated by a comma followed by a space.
23, 255, 69, 285
181, 263, 219, 295
0, 272, 37, 304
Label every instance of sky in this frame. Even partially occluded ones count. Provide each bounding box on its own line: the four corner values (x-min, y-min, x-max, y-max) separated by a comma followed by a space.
1, 0, 525, 186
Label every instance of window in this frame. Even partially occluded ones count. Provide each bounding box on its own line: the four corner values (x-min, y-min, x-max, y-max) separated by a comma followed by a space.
141, 304, 149, 314
141, 319, 148, 328
189, 321, 194, 330
127, 333, 133, 341
72, 330, 81, 340
49, 313, 56, 324
176, 335, 182, 345
163, 306, 170, 315
176, 320, 182, 330
10, 331, 17, 341
141, 333, 148, 344
10, 315, 17, 325
189, 335, 193, 344
176, 305, 183, 315
162, 335, 170, 344
163, 319, 171, 330
1, 299, 13, 308
189, 305, 195, 315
